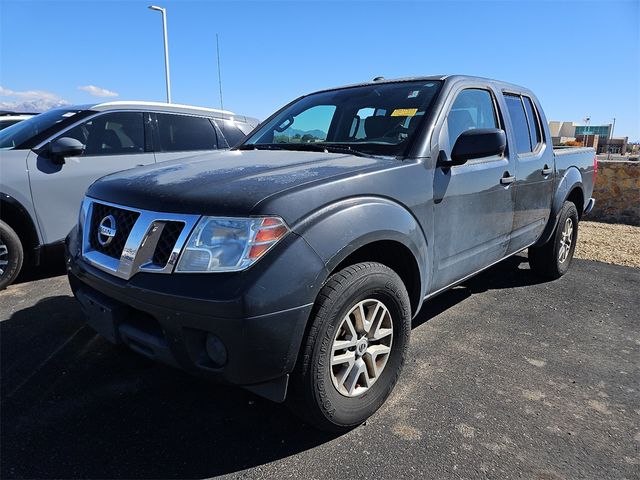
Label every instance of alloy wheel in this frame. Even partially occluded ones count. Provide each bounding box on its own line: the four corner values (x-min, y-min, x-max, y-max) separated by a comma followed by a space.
0, 239, 8, 277
330, 298, 393, 397
558, 217, 574, 264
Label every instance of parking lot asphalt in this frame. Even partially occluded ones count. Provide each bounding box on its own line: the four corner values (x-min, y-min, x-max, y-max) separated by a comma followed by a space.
1, 256, 638, 479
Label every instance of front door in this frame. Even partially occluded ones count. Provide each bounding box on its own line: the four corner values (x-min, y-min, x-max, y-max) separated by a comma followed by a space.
27, 111, 155, 244
431, 87, 516, 292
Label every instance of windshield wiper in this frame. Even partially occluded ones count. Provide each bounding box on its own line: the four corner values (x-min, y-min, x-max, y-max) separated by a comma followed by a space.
235, 144, 286, 151
237, 142, 377, 158
267, 142, 376, 158
322, 144, 377, 158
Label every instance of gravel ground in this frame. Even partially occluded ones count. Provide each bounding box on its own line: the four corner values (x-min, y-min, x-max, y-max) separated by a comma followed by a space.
575, 221, 640, 268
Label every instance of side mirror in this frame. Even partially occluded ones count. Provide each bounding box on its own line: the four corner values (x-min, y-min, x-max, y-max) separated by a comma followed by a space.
47, 137, 86, 164
450, 128, 506, 165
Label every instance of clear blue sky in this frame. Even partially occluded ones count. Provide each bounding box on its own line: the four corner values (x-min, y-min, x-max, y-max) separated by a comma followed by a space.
1, 0, 638, 140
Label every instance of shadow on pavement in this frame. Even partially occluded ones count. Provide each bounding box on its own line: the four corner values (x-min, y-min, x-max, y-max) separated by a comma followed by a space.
1, 300, 337, 479
412, 253, 544, 329
13, 254, 66, 285
1, 253, 547, 479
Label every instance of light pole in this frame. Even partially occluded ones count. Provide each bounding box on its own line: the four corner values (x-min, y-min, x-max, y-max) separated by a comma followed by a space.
607, 117, 616, 160
582, 116, 590, 147
149, 5, 171, 103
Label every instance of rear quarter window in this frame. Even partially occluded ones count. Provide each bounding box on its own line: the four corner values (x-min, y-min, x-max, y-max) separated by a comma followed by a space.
217, 120, 248, 147
522, 96, 542, 148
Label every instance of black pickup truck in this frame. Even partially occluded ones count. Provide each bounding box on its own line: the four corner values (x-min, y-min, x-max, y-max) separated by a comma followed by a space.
66, 75, 596, 431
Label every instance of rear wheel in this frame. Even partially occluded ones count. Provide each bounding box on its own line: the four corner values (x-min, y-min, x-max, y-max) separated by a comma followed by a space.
529, 201, 578, 280
290, 262, 411, 432
0, 220, 24, 290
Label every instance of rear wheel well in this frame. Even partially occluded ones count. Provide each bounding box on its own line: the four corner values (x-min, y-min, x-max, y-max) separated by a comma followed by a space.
332, 240, 421, 316
566, 187, 584, 218
0, 198, 40, 264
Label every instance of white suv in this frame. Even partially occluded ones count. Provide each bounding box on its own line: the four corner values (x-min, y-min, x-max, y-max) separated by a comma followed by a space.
0, 101, 259, 288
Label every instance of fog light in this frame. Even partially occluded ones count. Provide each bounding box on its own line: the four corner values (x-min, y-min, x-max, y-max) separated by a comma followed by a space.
205, 333, 227, 367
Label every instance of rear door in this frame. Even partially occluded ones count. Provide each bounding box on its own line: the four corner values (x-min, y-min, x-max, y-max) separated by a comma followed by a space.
430, 86, 516, 292
152, 113, 221, 163
27, 111, 155, 244
503, 93, 554, 253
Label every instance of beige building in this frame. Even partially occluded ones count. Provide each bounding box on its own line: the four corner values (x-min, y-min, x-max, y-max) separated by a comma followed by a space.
548, 121, 577, 138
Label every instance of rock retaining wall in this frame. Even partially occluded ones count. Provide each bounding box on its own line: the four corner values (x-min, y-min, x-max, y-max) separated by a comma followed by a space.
589, 160, 639, 226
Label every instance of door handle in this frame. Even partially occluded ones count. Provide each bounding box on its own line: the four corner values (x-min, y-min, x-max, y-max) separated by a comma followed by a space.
541, 165, 553, 175
500, 172, 516, 185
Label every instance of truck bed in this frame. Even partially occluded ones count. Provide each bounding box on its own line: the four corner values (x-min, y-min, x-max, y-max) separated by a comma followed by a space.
553, 146, 597, 214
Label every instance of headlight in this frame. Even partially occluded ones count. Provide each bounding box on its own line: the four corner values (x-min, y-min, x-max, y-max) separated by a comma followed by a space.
175, 216, 289, 272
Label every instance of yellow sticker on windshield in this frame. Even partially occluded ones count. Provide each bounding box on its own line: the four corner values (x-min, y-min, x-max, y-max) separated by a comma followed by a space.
391, 108, 418, 117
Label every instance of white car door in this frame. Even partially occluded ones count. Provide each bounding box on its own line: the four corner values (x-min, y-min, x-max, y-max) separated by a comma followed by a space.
27, 111, 155, 244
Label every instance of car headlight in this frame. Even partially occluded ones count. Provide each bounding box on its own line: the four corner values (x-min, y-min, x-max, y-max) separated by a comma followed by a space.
175, 216, 289, 272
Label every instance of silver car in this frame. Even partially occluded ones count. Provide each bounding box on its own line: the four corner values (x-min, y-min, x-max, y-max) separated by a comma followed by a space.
0, 101, 259, 288
0, 111, 38, 130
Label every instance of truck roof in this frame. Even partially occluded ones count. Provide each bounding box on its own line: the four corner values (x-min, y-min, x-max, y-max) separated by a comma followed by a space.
311, 74, 535, 97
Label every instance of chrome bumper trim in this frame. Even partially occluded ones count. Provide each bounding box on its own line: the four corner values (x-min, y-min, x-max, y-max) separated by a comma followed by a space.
80, 197, 200, 280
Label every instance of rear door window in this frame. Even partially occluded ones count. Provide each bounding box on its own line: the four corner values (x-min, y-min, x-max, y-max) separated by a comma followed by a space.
504, 94, 532, 154
155, 113, 218, 152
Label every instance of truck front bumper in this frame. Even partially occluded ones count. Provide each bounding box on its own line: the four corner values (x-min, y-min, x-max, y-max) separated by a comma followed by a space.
66, 226, 327, 402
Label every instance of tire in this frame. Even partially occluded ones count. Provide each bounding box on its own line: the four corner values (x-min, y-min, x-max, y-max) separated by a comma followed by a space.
0, 220, 24, 290
289, 262, 411, 432
528, 201, 579, 280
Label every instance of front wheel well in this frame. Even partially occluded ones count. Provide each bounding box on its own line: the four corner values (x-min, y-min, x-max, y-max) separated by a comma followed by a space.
0, 198, 40, 263
332, 240, 422, 316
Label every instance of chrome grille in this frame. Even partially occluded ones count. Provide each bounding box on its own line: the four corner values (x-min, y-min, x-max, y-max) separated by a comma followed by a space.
152, 221, 185, 267
88, 203, 140, 259
80, 198, 200, 280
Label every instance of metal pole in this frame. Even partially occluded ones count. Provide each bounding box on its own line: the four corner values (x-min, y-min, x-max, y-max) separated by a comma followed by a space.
583, 117, 590, 147
608, 118, 616, 160
216, 34, 223, 112
149, 6, 171, 103
160, 8, 171, 103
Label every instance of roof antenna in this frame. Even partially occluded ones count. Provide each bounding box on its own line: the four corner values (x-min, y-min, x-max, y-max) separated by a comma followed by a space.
216, 33, 224, 112
373, 76, 385, 82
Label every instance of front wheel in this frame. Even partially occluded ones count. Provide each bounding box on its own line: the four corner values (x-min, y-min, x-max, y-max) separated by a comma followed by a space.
0, 220, 24, 290
529, 201, 579, 280
290, 262, 411, 432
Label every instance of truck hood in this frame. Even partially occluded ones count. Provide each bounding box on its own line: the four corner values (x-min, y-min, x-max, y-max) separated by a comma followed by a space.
86, 149, 398, 215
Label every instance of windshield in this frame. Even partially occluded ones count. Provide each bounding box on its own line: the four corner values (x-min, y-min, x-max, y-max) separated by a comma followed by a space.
0, 108, 90, 150
242, 80, 442, 157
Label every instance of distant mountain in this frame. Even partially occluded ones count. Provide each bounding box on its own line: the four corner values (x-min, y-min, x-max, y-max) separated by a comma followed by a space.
0, 99, 69, 113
